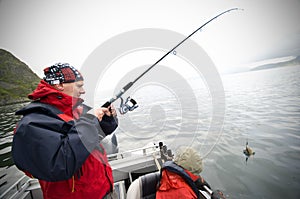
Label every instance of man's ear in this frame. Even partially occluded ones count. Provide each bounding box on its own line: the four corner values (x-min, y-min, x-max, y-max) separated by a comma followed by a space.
53, 84, 64, 91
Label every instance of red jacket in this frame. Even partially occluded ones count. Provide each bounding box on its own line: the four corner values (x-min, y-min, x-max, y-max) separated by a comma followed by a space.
156, 162, 200, 199
13, 80, 116, 199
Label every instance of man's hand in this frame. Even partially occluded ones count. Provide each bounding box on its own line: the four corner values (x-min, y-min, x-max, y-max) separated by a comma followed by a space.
108, 105, 117, 117
94, 105, 117, 121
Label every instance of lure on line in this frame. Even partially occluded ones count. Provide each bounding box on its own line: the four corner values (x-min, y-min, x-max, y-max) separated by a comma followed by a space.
243, 141, 255, 163
243, 141, 255, 157
102, 8, 242, 114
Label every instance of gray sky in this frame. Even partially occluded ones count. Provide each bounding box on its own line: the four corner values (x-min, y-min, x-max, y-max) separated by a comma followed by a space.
0, 0, 299, 76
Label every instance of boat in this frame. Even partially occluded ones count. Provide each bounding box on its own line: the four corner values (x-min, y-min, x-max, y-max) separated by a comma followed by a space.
0, 142, 212, 199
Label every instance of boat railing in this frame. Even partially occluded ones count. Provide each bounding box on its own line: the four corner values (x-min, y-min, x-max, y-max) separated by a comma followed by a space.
107, 144, 160, 161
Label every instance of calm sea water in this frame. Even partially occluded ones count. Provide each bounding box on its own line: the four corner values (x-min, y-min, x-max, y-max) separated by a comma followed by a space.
1, 65, 300, 198
207, 66, 300, 199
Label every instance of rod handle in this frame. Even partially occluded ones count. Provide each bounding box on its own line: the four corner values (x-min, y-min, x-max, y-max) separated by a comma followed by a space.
102, 101, 111, 108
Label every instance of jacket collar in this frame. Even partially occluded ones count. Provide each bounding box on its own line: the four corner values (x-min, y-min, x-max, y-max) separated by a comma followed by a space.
28, 80, 83, 117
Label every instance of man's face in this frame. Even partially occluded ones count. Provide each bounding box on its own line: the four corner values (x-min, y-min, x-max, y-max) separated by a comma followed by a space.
62, 80, 85, 98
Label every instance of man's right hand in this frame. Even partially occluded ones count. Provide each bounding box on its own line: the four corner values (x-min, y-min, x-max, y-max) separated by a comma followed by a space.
94, 105, 117, 121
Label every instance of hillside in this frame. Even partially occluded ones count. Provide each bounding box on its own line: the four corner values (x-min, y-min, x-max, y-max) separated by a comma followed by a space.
0, 49, 40, 105
251, 56, 300, 71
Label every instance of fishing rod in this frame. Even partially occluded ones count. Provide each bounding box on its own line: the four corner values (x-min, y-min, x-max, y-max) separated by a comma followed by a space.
102, 8, 241, 110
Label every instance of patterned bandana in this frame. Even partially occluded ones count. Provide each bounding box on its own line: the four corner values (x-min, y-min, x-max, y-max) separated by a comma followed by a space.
43, 63, 83, 85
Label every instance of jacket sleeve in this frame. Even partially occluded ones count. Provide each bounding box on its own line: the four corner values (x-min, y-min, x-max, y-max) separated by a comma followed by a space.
99, 115, 118, 136
12, 112, 103, 182
81, 104, 118, 136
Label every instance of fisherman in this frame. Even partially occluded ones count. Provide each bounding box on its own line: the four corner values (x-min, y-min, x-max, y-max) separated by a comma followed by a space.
156, 146, 209, 199
126, 146, 226, 199
12, 63, 118, 199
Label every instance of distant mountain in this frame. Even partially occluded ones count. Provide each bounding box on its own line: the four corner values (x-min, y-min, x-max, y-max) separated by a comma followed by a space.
251, 56, 300, 71
0, 49, 40, 105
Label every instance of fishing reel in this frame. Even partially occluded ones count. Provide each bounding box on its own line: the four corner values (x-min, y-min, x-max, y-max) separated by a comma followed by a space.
118, 96, 138, 115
